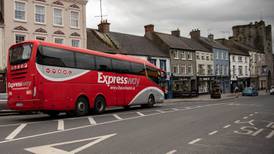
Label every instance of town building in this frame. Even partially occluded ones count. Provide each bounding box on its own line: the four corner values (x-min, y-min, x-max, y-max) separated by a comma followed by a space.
0, 0, 88, 92
232, 20, 273, 90
145, 25, 197, 98
181, 36, 214, 94
217, 39, 251, 91
190, 30, 230, 93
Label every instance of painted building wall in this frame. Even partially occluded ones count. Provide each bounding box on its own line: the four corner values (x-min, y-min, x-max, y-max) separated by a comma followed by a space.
1, 0, 87, 69
196, 51, 214, 76
0, 26, 4, 70
230, 54, 250, 81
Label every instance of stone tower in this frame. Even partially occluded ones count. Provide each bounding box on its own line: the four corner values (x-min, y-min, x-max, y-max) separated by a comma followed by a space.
232, 20, 273, 89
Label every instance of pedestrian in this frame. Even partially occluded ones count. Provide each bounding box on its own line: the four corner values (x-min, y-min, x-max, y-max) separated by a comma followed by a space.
234, 86, 239, 98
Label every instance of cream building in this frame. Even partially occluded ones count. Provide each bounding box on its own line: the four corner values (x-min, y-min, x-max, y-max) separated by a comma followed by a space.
0, 0, 88, 71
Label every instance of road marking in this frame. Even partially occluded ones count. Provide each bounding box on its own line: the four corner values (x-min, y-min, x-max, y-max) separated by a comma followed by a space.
57, 120, 64, 131
266, 130, 274, 139
266, 122, 274, 128
156, 110, 166, 113
166, 149, 177, 154
234, 119, 254, 126
252, 128, 264, 136
243, 116, 248, 119
254, 112, 258, 114
113, 114, 123, 120
249, 114, 254, 117
171, 108, 179, 111
88, 117, 97, 125
5, 123, 27, 140
223, 124, 231, 128
209, 130, 218, 135
188, 138, 202, 145
25, 133, 116, 154
136, 112, 145, 116
0, 103, 228, 144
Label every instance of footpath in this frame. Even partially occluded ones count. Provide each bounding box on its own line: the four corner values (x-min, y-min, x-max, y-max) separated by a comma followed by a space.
0, 90, 269, 114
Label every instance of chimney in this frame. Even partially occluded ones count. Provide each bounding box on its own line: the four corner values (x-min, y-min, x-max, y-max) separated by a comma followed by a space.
98, 20, 110, 33
171, 29, 180, 37
208, 34, 214, 41
144, 24, 154, 34
190, 29, 200, 40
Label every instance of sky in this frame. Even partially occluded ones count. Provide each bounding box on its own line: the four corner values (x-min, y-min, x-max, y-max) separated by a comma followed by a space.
86, 0, 274, 50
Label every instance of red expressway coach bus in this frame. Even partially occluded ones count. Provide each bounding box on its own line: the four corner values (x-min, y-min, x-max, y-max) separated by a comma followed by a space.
7, 40, 165, 116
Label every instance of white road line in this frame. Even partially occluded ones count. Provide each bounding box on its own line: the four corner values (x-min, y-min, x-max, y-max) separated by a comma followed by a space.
243, 116, 248, 119
252, 128, 264, 136
266, 122, 274, 128
254, 112, 258, 114
5, 123, 27, 140
113, 114, 123, 120
166, 150, 177, 154
209, 130, 218, 135
88, 117, 97, 125
57, 120, 64, 131
188, 138, 202, 145
156, 110, 166, 113
266, 130, 274, 139
249, 114, 254, 117
223, 124, 231, 128
171, 108, 179, 111
136, 112, 145, 116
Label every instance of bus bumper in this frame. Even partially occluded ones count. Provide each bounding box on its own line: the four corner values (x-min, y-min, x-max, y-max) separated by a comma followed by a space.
8, 99, 42, 111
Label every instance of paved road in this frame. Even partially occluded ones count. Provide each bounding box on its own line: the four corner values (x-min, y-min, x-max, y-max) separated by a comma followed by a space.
0, 96, 273, 154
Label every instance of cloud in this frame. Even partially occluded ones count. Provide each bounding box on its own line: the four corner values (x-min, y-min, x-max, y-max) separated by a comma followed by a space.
86, 0, 274, 51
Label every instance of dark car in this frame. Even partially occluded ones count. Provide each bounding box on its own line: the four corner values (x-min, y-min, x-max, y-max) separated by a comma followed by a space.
211, 83, 221, 99
242, 87, 258, 96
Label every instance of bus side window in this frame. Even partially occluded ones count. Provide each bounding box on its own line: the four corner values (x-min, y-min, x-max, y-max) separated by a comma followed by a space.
146, 66, 160, 84
131, 63, 145, 76
95, 56, 112, 72
112, 59, 131, 74
75, 53, 95, 70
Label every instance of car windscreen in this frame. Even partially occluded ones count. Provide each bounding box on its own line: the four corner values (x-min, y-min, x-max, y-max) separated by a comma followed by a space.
9, 44, 32, 65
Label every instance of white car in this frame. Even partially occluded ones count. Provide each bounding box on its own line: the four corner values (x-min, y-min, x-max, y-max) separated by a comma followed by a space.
270, 86, 274, 95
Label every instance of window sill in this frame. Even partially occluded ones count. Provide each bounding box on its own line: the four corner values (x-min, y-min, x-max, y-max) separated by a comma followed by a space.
14, 19, 27, 23
53, 24, 64, 28
35, 22, 46, 26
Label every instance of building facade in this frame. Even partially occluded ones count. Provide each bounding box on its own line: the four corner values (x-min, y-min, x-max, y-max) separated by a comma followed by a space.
232, 20, 273, 90
190, 30, 230, 93
0, 0, 87, 70
145, 26, 197, 98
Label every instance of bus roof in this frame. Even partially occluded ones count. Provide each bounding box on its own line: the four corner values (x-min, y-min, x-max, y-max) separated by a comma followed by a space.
16, 40, 161, 70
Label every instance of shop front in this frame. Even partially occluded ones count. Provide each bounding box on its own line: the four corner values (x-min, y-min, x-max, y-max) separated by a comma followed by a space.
0, 71, 6, 93
172, 76, 197, 98
197, 76, 215, 94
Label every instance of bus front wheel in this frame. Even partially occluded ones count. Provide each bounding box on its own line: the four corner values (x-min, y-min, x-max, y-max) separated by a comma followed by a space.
142, 94, 155, 108
75, 97, 90, 116
94, 96, 106, 114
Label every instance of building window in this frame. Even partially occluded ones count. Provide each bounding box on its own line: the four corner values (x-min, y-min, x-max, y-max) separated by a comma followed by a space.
238, 56, 242, 62
15, 34, 26, 43
181, 51, 186, 60
206, 55, 209, 61
174, 50, 179, 59
53, 8, 63, 26
36, 36, 46, 41
196, 54, 200, 60
245, 57, 247, 63
232, 65, 236, 76
187, 52, 192, 60
198, 64, 205, 75
187, 64, 192, 75
160, 60, 166, 71
15, 1, 26, 21
35, 5, 45, 23
239, 66, 243, 76
148, 58, 157, 66
72, 39, 80, 47
201, 54, 205, 60
207, 65, 212, 75
215, 65, 219, 75
54, 37, 64, 44
215, 52, 218, 60
70, 11, 79, 28
245, 66, 248, 76
181, 64, 186, 75
220, 65, 223, 75
173, 65, 179, 74
232, 56, 235, 62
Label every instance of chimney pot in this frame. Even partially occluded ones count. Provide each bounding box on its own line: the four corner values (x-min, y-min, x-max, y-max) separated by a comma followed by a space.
98, 20, 110, 33
144, 24, 154, 33
208, 34, 214, 41
190, 29, 200, 40
171, 29, 180, 37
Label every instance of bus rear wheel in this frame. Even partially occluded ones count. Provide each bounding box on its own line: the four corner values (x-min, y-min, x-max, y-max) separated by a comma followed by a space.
94, 96, 106, 114
75, 97, 90, 116
142, 94, 155, 108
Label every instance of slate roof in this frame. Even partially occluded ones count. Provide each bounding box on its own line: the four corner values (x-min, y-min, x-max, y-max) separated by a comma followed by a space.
232, 41, 263, 53
179, 37, 211, 52
154, 32, 193, 50
86, 29, 168, 57
199, 37, 228, 50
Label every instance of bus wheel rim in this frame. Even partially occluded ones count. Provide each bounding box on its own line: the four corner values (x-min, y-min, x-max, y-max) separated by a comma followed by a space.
78, 102, 85, 112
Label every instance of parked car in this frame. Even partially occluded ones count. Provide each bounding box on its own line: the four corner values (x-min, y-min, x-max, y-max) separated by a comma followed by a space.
211, 82, 221, 99
270, 86, 274, 95
242, 87, 258, 96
